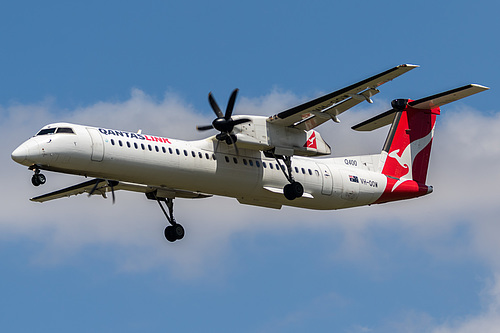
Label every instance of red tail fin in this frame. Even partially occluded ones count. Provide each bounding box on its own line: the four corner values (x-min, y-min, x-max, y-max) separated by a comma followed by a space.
381, 99, 439, 184
352, 84, 488, 204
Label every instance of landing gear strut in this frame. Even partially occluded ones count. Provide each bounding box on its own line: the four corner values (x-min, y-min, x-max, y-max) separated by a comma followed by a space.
31, 168, 46, 187
147, 192, 185, 242
270, 152, 304, 200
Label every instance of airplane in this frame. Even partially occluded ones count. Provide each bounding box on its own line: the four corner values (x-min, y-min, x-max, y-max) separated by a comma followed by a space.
11, 64, 489, 242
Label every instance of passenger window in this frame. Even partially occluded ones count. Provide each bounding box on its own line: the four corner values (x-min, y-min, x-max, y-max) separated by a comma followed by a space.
126, 142, 131, 148
155, 146, 159, 152
141, 144, 145, 150
162, 147, 166, 153
111, 139, 115, 145
295, 167, 299, 173
205, 153, 209, 159
191, 151, 196, 157
119, 140, 123, 147
212, 154, 216, 160
233, 157, 238, 164
263, 162, 267, 168
249, 160, 253, 166
184, 150, 188, 156
270, 163, 273, 170
301, 168, 305, 174
256, 161, 260, 168
243, 159, 248, 165
134, 143, 138, 149
308, 169, 312, 175
169, 148, 173, 154
225, 156, 230, 163
176, 149, 180, 155
148, 145, 152, 151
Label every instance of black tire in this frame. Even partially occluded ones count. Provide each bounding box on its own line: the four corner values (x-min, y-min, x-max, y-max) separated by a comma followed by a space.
290, 181, 304, 198
283, 184, 296, 200
37, 173, 46, 185
164, 226, 177, 242
173, 224, 185, 240
31, 175, 40, 186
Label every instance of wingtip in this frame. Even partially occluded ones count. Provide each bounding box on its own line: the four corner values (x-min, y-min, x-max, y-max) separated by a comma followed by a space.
400, 63, 420, 68
470, 83, 490, 90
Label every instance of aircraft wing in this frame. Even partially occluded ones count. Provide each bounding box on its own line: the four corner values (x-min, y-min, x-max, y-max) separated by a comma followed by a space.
267, 64, 418, 131
30, 178, 212, 203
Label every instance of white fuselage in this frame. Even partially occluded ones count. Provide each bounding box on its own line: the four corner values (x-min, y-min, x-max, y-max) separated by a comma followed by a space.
13, 122, 391, 210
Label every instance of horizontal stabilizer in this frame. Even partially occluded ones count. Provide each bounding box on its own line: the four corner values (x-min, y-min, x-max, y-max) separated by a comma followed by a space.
351, 108, 398, 131
352, 84, 489, 132
409, 84, 489, 109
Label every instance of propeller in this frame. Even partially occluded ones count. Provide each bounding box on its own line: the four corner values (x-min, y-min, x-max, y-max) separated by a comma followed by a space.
197, 89, 251, 145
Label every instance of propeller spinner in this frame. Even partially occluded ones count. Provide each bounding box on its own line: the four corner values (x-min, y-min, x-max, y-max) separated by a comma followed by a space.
197, 89, 250, 145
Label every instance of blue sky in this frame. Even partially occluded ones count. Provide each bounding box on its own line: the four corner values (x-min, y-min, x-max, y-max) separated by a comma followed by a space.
1, 1, 500, 332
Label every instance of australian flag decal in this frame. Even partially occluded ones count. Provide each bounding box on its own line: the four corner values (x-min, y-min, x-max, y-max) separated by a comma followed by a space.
349, 175, 359, 183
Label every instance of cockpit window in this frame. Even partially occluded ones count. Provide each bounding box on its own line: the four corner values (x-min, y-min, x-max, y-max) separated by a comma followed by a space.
36, 128, 56, 136
56, 127, 75, 134
36, 127, 75, 136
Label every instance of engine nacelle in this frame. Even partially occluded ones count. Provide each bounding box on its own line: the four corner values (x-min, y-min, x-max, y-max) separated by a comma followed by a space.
232, 115, 331, 156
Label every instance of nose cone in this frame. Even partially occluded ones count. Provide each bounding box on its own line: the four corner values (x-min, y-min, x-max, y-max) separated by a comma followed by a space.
11, 144, 28, 164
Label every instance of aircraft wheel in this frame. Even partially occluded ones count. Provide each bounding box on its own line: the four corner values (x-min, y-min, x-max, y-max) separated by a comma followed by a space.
290, 181, 304, 198
173, 224, 185, 240
164, 224, 185, 242
31, 173, 46, 186
283, 182, 304, 200
164, 226, 177, 242
284, 184, 296, 200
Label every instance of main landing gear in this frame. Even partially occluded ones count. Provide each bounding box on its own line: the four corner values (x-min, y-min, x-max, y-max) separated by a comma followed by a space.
147, 192, 185, 243
269, 152, 304, 201
31, 168, 46, 187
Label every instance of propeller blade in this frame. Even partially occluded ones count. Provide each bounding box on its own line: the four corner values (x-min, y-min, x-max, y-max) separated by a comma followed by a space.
208, 93, 224, 118
225, 88, 239, 120
216, 132, 228, 141
196, 124, 214, 131
226, 134, 240, 156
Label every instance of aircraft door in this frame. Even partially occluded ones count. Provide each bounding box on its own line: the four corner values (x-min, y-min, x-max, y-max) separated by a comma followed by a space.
317, 163, 333, 195
86, 128, 104, 162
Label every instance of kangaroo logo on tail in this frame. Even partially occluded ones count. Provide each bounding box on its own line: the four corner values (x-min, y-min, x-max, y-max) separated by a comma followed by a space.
304, 131, 317, 149
388, 125, 435, 191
